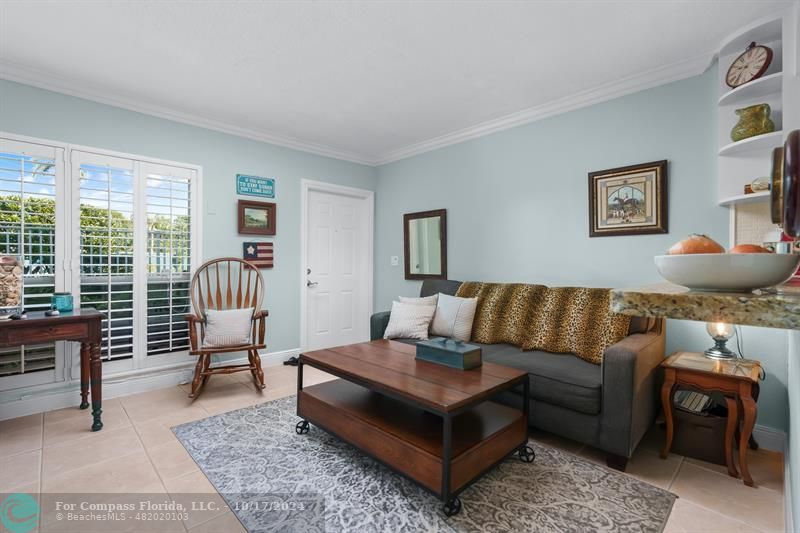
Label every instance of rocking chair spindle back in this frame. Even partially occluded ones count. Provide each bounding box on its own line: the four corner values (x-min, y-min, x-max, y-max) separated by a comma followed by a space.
185, 257, 268, 398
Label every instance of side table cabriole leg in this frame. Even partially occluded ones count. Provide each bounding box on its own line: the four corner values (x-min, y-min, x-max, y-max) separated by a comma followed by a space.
739, 388, 757, 487
79, 342, 90, 409
724, 396, 739, 478
90, 342, 103, 431
660, 370, 676, 459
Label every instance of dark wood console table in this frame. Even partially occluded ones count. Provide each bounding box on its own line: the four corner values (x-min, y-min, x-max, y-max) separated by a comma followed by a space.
0, 308, 104, 431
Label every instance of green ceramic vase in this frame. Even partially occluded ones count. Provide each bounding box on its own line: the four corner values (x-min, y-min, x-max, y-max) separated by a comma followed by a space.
730, 103, 775, 142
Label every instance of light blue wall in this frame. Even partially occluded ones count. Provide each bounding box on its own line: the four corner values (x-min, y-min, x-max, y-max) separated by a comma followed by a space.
0, 79, 377, 354
0, 73, 789, 432
374, 67, 789, 432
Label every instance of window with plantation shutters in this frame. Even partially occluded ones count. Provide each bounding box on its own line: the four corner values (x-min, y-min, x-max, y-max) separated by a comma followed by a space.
0, 142, 61, 382
0, 135, 200, 393
143, 163, 192, 356
76, 155, 136, 362
69, 150, 199, 375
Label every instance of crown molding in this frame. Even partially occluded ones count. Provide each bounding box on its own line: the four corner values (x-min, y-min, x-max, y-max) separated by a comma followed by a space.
0, 61, 379, 166
2, 53, 714, 168
375, 52, 715, 165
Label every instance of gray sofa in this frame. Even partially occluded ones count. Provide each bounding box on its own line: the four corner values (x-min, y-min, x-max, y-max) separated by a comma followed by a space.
370, 279, 665, 470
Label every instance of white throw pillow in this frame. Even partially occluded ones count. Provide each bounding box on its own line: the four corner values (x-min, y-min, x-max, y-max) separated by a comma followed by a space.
399, 294, 439, 306
203, 308, 254, 347
383, 301, 437, 340
431, 293, 478, 342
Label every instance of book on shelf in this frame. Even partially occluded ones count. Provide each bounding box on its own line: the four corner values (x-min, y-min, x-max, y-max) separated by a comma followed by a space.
674, 390, 713, 414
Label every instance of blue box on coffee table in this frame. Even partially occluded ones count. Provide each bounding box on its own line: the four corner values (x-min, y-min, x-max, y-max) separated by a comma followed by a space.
415, 337, 482, 370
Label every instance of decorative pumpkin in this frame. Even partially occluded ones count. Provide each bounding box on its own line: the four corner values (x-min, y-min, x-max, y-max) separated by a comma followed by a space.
729, 244, 772, 254
668, 234, 725, 255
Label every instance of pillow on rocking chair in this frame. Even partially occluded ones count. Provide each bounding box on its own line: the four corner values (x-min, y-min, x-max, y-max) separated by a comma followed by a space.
202, 308, 254, 348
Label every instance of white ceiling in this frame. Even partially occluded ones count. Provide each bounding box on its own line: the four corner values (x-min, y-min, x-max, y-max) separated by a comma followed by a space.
0, 1, 793, 165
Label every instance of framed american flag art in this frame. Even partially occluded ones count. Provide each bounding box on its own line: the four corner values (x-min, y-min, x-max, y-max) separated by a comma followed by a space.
243, 241, 274, 268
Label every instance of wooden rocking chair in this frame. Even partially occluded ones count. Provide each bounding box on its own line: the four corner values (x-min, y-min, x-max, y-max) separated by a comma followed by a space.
185, 257, 268, 398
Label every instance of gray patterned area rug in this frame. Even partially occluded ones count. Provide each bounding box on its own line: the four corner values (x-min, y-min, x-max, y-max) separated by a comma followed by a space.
173, 395, 675, 533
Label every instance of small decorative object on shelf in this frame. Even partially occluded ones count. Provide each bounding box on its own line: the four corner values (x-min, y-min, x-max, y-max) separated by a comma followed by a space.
51, 292, 73, 312
746, 176, 770, 194
730, 103, 775, 142
771, 146, 785, 224
725, 42, 773, 88
415, 337, 482, 370
0, 256, 23, 313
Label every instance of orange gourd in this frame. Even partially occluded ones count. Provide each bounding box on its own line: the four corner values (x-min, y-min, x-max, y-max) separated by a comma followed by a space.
668, 234, 725, 255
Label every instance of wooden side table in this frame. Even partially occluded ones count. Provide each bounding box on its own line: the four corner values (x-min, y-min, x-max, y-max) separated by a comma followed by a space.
660, 351, 761, 486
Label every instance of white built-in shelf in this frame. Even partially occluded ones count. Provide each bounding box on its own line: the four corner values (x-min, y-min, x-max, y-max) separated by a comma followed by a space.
718, 16, 782, 56
718, 190, 770, 206
718, 73, 783, 106
718, 131, 783, 156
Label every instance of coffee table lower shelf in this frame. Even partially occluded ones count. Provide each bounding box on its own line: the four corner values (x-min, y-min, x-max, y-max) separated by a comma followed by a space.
296, 378, 531, 516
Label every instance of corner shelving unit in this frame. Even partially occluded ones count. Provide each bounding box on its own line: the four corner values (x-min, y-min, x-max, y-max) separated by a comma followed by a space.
718, 190, 770, 207
717, 72, 783, 106
716, 14, 785, 208
718, 131, 784, 156
717, 6, 799, 255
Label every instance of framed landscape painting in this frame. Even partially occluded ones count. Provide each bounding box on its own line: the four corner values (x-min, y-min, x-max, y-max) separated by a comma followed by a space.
588, 160, 668, 237
238, 200, 276, 235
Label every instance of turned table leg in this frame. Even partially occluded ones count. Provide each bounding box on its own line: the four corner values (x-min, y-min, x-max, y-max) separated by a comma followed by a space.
660, 370, 676, 459
739, 387, 757, 487
90, 342, 103, 431
79, 342, 90, 410
724, 396, 739, 478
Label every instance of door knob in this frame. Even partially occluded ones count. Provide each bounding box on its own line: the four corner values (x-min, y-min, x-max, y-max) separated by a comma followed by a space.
307, 280, 318, 287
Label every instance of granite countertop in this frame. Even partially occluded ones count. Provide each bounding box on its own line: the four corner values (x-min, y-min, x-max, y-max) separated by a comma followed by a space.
611, 282, 800, 330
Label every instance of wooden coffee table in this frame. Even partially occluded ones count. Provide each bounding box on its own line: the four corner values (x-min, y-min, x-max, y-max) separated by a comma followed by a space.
295, 339, 532, 516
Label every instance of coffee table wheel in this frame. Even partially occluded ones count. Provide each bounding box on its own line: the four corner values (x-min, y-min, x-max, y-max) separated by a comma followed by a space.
295, 420, 310, 435
518, 444, 535, 463
442, 497, 461, 517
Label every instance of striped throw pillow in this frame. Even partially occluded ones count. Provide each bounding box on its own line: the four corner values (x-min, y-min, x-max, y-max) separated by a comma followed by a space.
203, 308, 254, 348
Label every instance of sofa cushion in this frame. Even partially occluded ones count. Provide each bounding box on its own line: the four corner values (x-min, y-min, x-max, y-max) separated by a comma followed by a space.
420, 279, 461, 298
482, 345, 602, 415
389, 339, 602, 415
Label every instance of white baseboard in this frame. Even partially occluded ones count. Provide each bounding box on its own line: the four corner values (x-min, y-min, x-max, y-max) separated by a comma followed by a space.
753, 424, 787, 454
0, 348, 300, 421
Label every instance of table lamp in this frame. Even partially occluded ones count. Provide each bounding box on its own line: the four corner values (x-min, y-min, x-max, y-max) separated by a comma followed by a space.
705, 322, 735, 359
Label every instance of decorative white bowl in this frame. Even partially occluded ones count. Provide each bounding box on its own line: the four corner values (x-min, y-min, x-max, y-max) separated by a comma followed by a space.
654, 253, 800, 292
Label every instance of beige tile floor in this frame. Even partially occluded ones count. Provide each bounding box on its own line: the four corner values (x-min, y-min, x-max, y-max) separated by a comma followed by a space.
0, 364, 785, 532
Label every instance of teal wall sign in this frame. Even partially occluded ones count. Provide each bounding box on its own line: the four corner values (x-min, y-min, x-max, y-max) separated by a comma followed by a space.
237, 174, 275, 198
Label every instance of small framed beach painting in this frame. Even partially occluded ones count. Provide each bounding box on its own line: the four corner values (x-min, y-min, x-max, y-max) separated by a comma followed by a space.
237, 200, 276, 236
588, 160, 668, 237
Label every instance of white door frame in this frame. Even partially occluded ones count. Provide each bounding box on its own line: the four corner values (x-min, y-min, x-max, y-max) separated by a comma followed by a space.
300, 179, 374, 351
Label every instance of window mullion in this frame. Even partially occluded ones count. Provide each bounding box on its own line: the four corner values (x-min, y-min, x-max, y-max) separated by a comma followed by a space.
133, 161, 145, 368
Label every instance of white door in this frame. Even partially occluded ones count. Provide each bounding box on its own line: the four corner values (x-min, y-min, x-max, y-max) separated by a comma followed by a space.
305, 186, 372, 350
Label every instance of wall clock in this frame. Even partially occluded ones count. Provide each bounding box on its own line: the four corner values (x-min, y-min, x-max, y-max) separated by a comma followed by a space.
725, 41, 773, 88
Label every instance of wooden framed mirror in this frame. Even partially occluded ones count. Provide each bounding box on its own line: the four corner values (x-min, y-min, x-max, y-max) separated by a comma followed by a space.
404, 209, 447, 280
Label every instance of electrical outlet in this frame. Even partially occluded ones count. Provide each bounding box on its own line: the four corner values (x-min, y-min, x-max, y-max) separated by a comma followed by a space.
390, 256, 399, 266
